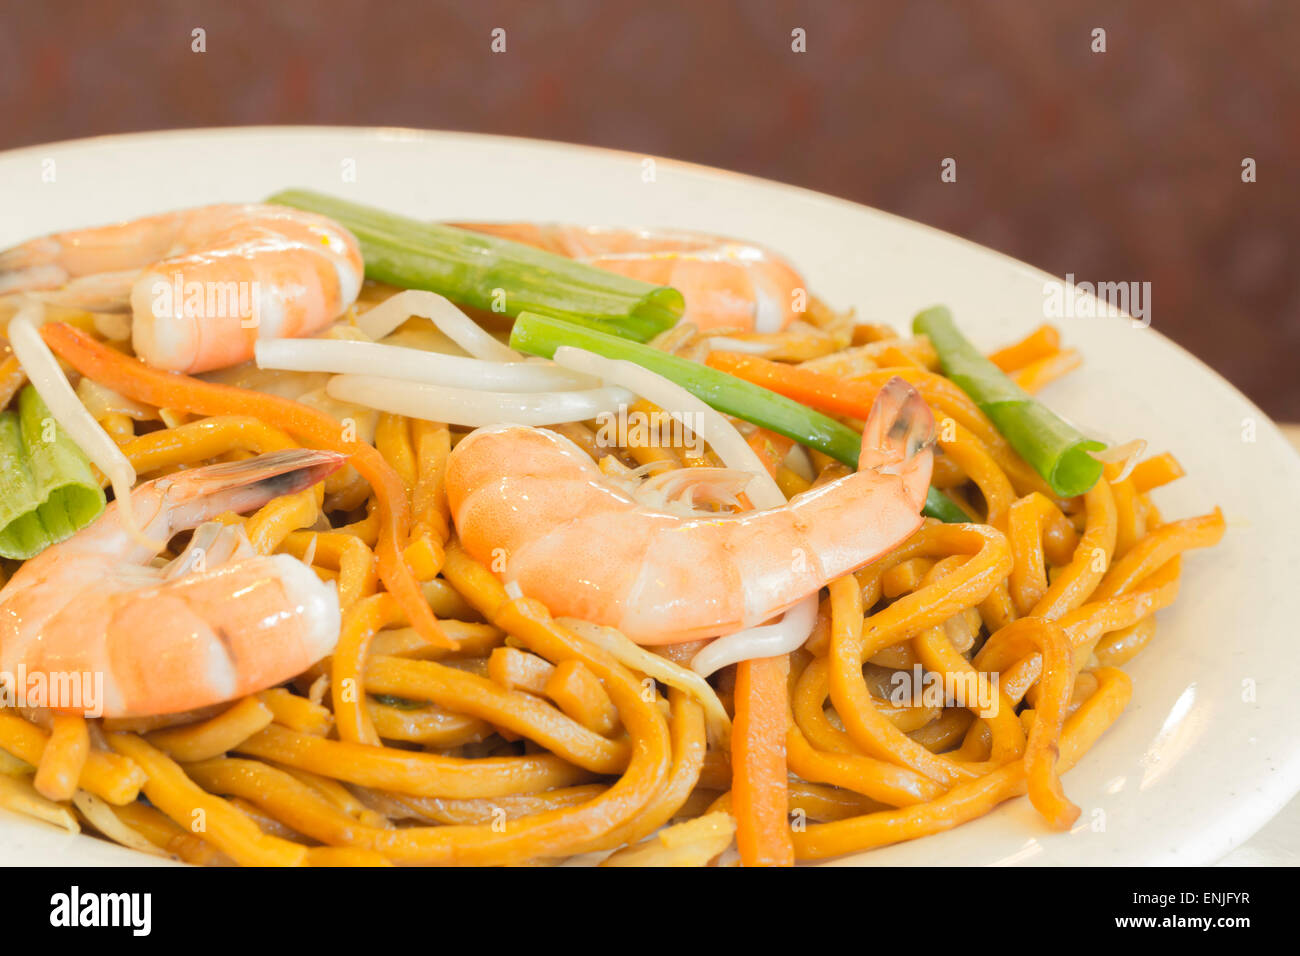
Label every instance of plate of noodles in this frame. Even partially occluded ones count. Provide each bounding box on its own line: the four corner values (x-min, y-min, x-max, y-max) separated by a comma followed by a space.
0, 127, 1296, 867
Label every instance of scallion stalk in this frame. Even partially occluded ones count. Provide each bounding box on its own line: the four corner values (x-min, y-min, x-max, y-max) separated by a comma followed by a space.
269, 189, 683, 342
0, 385, 106, 559
913, 306, 1104, 497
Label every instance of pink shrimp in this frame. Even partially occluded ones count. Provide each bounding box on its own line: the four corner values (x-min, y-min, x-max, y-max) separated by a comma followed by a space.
0, 204, 363, 373
0, 449, 345, 718
455, 223, 807, 334
446, 377, 934, 645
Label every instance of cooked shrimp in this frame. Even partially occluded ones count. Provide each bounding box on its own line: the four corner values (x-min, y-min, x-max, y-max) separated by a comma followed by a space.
0, 449, 345, 718
446, 377, 934, 645
455, 223, 807, 334
0, 204, 363, 373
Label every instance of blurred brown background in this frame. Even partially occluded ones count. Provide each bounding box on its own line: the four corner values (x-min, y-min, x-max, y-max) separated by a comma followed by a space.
2, 0, 1297, 418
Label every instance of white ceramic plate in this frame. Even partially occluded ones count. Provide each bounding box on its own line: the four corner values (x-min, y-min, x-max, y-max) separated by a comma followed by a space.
2, 127, 1298, 867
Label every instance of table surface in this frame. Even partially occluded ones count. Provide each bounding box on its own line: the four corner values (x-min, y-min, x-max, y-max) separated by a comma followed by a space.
1215, 423, 1300, 866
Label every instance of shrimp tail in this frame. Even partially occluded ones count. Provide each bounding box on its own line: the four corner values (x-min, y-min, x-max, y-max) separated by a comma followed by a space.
0, 238, 67, 296
30, 271, 138, 313
155, 448, 347, 535
0, 250, 134, 312
858, 376, 935, 509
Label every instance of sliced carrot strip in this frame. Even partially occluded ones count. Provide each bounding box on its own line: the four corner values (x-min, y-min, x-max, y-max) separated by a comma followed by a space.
732, 654, 794, 867
708, 351, 872, 421
987, 324, 1060, 373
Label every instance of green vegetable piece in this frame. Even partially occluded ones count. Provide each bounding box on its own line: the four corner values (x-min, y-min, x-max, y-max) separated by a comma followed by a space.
0, 386, 107, 559
914, 306, 1104, 497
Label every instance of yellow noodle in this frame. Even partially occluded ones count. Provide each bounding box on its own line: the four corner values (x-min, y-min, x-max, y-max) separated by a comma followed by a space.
33, 714, 89, 803
146, 697, 274, 762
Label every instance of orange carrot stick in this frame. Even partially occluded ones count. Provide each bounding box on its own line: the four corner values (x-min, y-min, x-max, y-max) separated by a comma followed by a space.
40, 323, 453, 649
710, 358, 838, 865
732, 654, 794, 867
987, 324, 1061, 373
733, 416, 798, 866
708, 351, 874, 420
